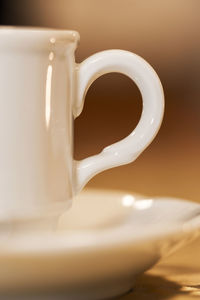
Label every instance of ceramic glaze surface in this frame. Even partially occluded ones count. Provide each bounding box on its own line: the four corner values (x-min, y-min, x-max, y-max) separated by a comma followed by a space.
0, 28, 78, 220
75, 50, 164, 191
0, 189, 199, 300
0, 27, 164, 221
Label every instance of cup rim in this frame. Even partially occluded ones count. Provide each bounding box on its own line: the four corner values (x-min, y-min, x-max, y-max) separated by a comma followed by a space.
0, 26, 80, 44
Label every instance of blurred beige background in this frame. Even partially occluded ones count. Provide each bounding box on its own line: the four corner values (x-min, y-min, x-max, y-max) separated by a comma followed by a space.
1, 0, 200, 201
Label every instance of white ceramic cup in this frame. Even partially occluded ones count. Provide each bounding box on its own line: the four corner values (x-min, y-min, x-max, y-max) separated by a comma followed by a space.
0, 27, 164, 222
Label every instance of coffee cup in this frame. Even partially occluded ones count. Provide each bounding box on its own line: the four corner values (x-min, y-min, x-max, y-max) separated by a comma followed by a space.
0, 27, 164, 223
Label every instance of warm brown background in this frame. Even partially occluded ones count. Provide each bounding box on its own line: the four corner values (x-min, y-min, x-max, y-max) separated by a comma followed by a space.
0, 1, 200, 299
1, 0, 200, 202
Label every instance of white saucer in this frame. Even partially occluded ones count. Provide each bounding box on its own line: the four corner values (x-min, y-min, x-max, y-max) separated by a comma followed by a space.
0, 188, 200, 300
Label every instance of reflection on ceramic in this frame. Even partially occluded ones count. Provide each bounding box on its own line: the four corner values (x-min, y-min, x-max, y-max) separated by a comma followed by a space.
0, 27, 164, 221
0, 188, 199, 300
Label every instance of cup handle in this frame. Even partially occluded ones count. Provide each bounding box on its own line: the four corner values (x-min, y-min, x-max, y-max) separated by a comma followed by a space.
73, 50, 164, 193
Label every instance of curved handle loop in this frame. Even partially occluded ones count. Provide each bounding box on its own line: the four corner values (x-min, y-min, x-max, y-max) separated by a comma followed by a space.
74, 50, 164, 193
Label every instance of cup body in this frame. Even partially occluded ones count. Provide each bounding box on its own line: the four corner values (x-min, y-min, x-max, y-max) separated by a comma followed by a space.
0, 27, 79, 220
0, 27, 165, 224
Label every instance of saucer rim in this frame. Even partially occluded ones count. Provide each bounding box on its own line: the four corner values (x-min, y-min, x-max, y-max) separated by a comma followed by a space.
0, 191, 199, 255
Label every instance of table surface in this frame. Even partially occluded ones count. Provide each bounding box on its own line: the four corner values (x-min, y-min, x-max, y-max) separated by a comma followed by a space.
119, 239, 200, 300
